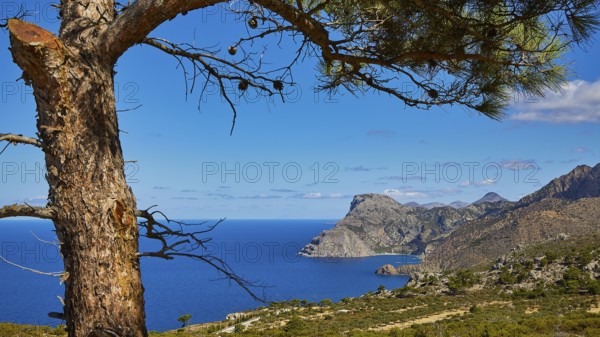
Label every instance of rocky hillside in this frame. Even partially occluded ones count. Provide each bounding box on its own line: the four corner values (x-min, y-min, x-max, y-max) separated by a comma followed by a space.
400, 233, 600, 298
519, 164, 600, 206
427, 163, 600, 270
300, 193, 510, 257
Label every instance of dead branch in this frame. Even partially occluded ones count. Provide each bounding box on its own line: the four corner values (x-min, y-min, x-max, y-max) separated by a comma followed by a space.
30, 230, 61, 246
0, 204, 56, 220
136, 207, 268, 302
0, 133, 43, 149
0, 255, 63, 277
116, 104, 143, 112
0, 4, 33, 28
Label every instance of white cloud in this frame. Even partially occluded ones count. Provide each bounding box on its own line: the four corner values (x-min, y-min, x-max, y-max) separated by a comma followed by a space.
383, 189, 428, 198
206, 193, 281, 200
271, 188, 298, 193
345, 165, 388, 172
511, 79, 600, 123
23, 195, 48, 205
460, 179, 496, 188
290, 192, 352, 199
304, 192, 322, 199
499, 159, 538, 170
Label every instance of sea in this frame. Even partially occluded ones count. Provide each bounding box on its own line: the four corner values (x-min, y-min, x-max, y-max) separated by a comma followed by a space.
0, 219, 416, 331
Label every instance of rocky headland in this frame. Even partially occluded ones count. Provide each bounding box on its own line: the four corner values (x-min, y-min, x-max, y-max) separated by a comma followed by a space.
300, 192, 511, 258
302, 163, 600, 276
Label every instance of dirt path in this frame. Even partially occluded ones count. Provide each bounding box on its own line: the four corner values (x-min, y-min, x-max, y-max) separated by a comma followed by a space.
218, 317, 261, 333
370, 300, 514, 331
390, 305, 427, 313
370, 309, 468, 331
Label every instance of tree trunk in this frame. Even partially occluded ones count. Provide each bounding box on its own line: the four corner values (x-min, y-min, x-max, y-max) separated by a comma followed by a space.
8, 19, 147, 337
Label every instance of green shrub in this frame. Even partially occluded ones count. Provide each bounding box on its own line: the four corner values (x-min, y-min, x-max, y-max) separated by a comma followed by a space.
447, 269, 480, 294
498, 267, 517, 285
177, 314, 192, 328
318, 298, 333, 307
588, 280, 600, 295
545, 251, 558, 263
284, 316, 306, 333
561, 266, 591, 294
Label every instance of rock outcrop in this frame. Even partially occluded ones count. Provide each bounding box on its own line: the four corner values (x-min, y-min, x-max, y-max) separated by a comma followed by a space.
401, 235, 600, 297
375, 264, 422, 276
301, 227, 375, 257
300, 193, 510, 258
375, 264, 400, 275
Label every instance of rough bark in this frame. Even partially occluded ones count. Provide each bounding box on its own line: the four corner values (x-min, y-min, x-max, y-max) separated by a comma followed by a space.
5, 1, 226, 335
8, 18, 146, 337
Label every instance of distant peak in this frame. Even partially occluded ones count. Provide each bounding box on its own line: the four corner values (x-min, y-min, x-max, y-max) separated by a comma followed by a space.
449, 201, 469, 209
472, 192, 507, 205
420, 202, 448, 209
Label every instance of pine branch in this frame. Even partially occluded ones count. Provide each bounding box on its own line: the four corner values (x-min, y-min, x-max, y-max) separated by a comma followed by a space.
100, 0, 598, 119
0, 204, 56, 220
100, 0, 225, 61
141, 37, 294, 134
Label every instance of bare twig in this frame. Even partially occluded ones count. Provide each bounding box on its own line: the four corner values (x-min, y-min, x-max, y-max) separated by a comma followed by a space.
142, 36, 295, 134
0, 4, 33, 28
30, 231, 61, 247
136, 207, 268, 302
0, 255, 63, 277
0, 143, 9, 156
116, 104, 143, 112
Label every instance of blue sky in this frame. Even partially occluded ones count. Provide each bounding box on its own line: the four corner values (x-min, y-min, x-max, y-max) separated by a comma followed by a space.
1, 2, 599, 219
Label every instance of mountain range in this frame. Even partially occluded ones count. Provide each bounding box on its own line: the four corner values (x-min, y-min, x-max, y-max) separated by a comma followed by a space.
301, 163, 600, 271
427, 163, 600, 270
403, 192, 507, 209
